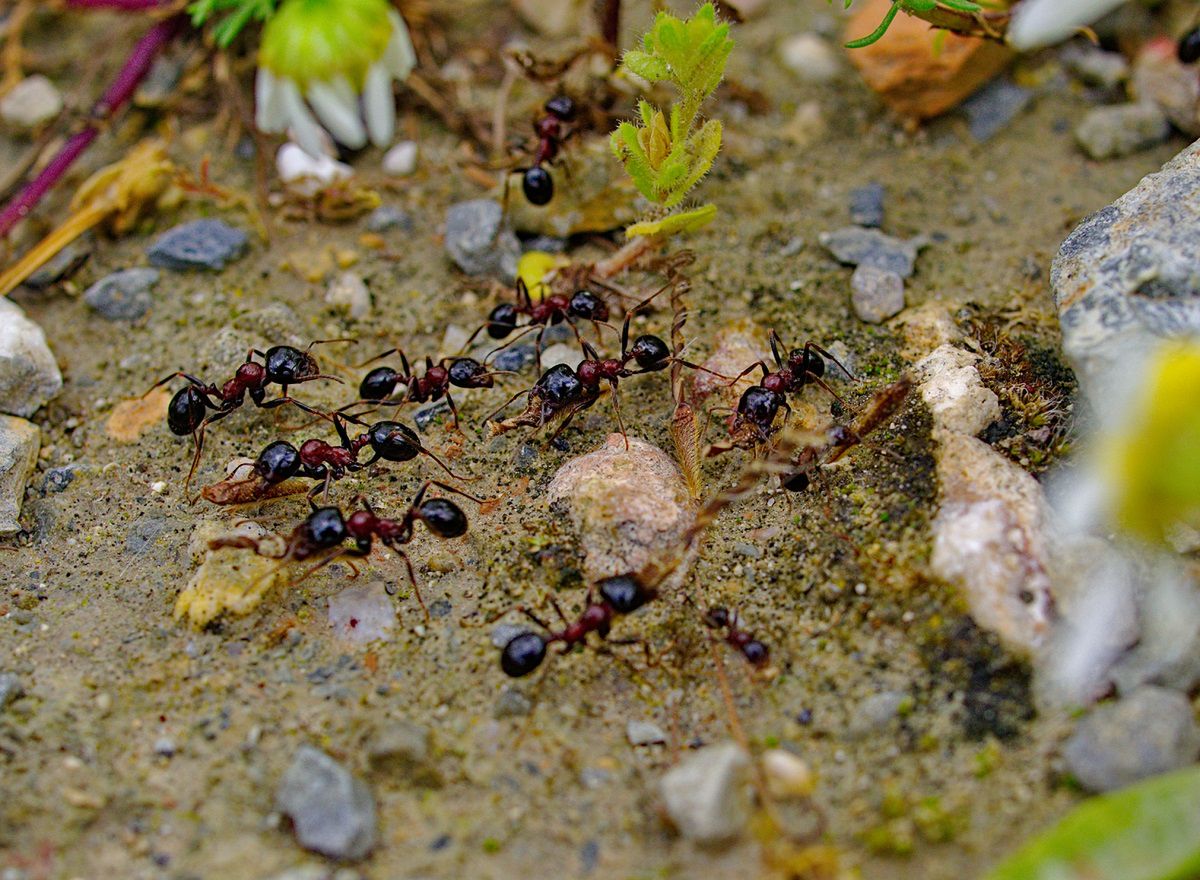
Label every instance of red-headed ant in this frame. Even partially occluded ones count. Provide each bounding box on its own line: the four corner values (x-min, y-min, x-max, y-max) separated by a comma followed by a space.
355, 351, 506, 432
703, 607, 770, 668
513, 94, 577, 206
208, 482, 483, 618
147, 343, 344, 490
199, 414, 468, 506
499, 574, 657, 677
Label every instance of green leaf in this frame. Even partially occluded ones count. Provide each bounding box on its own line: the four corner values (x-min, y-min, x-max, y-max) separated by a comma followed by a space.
626, 204, 717, 238
986, 767, 1200, 880
187, 0, 277, 48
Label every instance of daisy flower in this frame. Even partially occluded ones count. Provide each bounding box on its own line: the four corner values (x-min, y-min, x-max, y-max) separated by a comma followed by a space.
255, 0, 415, 158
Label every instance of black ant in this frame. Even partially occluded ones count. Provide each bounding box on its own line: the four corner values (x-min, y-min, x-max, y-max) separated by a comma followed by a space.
1180, 25, 1200, 64
147, 343, 344, 490
461, 279, 615, 371
209, 483, 482, 618
354, 351, 507, 431
199, 414, 468, 506
514, 94, 576, 206
703, 607, 770, 668
500, 574, 657, 677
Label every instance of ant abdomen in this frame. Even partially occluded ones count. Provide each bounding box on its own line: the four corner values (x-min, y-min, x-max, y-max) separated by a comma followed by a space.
168, 387, 208, 436
301, 507, 349, 554
368, 421, 421, 462
567, 290, 608, 322
417, 498, 468, 539
628, 334, 670, 370
597, 575, 654, 614
359, 366, 400, 400
487, 303, 520, 339
257, 440, 301, 483
537, 364, 583, 405
448, 358, 493, 389
522, 167, 554, 206
502, 631, 548, 677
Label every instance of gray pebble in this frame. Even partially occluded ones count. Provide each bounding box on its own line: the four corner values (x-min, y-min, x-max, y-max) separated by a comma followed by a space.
429, 598, 451, 618
276, 745, 378, 861
1063, 686, 1200, 793
123, 515, 175, 555
848, 181, 885, 228
490, 623, 526, 649
444, 200, 520, 280
153, 737, 177, 757
491, 344, 536, 373
850, 265, 905, 324
24, 237, 91, 289
83, 268, 160, 321
733, 542, 763, 559
1075, 103, 1169, 161
626, 719, 667, 745
0, 673, 24, 710
961, 78, 1033, 142
414, 399, 450, 431
819, 226, 925, 278
365, 206, 412, 233
0, 299, 63, 418
0, 415, 39, 535
367, 721, 439, 786
521, 234, 568, 253
1061, 45, 1129, 89
148, 219, 248, 271
41, 466, 74, 493
494, 687, 533, 718
659, 742, 751, 844
0, 75, 62, 130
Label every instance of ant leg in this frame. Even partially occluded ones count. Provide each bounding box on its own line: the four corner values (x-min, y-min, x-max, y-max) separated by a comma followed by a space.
533, 325, 548, 374
722, 361, 770, 389
391, 550, 429, 621
546, 594, 572, 627
184, 408, 236, 493
419, 479, 490, 507
483, 323, 540, 364
768, 330, 787, 370
482, 388, 531, 425
443, 392, 465, 437
803, 340, 855, 381
417, 444, 474, 483
354, 347, 402, 369
609, 379, 630, 450
519, 604, 554, 632
143, 371, 213, 400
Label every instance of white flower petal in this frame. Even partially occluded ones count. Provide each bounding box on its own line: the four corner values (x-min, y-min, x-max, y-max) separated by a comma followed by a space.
1007, 0, 1128, 51
328, 74, 357, 110
278, 76, 331, 159
363, 62, 396, 148
255, 68, 286, 133
307, 79, 368, 148
383, 11, 416, 80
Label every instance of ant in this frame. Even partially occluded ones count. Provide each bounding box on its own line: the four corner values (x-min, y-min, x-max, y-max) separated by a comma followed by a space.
209, 483, 482, 618
147, 343, 344, 490
461, 279, 615, 371
499, 574, 657, 677
513, 94, 577, 206
703, 607, 770, 668
1180, 25, 1200, 64
199, 414, 467, 506
355, 351, 505, 432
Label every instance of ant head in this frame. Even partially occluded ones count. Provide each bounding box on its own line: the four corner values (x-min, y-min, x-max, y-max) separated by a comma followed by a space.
167, 386, 208, 436
264, 345, 320, 385
743, 639, 770, 667
1180, 25, 1200, 63
304, 507, 348, 549
235, 360, 268, 388
501, 631, 548, 677
704, 607, 731, 629
522, 167, 554, 206
487, 302, 519, 339
567, 290, 608, 322
368, 421, 421, 462
536, 364, 583, 405
448, 358, 493, 389
737, 386, 782, 427
597, 575, 653, 614
576, 359, 602, 388
787, 348, 825, 379
359, 366, 400, 400
544, 94, 576, 122
417, 497, 468, 538
628, 334, 670, 370
257, 440, 300, 483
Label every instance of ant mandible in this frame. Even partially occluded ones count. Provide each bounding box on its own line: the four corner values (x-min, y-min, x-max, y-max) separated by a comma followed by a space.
147, 343, 344, 490
355, 350, 506, 432
209, 482, 482, 618
199, 413, 469, 506
703, 607, 771, 668
500, 574, 657, 677
515, 94, 576, 206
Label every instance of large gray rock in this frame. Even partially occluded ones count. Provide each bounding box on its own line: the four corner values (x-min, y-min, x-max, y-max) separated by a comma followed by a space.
0, 299, 62, 417
0, 415, 40, 535
659, 742, 751, 844
1052, 140, 1200, 407
1062, 686, 1200, 792
275, 746, 378, 861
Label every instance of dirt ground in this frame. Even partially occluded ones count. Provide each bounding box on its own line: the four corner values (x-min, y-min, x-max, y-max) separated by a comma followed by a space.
0, 2, 1188, 878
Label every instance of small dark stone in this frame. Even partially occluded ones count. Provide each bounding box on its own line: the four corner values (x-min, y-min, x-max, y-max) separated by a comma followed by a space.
580, 840, 600, 874
491, 344, 536, 372
961, 78, 1033, 142
147, 219, 248, 271
796, 708, 813, 725
848, 181, 885, 228
42, 466, 74, 493
83, 268, 159, 321
430, 834, 452, 851
429, 598, 451, 618
413, 399, 451, 431
24, 237, 91, 289
365, 206, 412, 233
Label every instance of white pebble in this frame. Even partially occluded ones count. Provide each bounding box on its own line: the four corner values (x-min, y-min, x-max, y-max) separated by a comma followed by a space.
778, 34, 841, 83
382, 140, 418, 176
151, 481, 167, 494
276, 143, 352, 195
325, 272, 371, 320
0, 75, 63, 130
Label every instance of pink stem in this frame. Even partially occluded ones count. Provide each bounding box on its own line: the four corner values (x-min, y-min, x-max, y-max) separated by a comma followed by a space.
0, 13, 185, 239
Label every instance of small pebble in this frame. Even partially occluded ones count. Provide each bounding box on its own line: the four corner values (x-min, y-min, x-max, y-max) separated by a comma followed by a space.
0, 299, 63, 417
325, 272, 371, 320
659, 742, 751, 844
83, 268, 160, 321
848, 691, 907, 738
539, 342, 584, 372
148, 219, 248, 272
24, 238, 91, 290
850, 265, 905, 324
1062, 44, 1129, 89
0, 75, 62, 130
275, 745, 379, 861
848, 181, 885, 228
381, 140, 418, 176
0, 415, 40, 535
328, 583, 395, 644
778, 33, 841, 82
42, 466, 74, 494
490, 623, 526, 649
0, 673, 24, 710
444, 199, 520, 279
819, 226, 925, 278
626, 720, 667, 746
1075, 103, 1170, 160
494, 687, 533, 718
491, 344, 536, 373
153, 737, 177, 757
413, 399, 451, 431
761, 748, 815, 798
277, 142, 352, 195
366, 721, 438, 786
365, 206, 412, 233
961, 78, 1033, 142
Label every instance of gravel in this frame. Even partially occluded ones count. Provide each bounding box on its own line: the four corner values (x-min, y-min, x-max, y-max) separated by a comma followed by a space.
494, 687, 533, 718
0, 673, 24, 710
961, 78, 1033, 142
819, 226, 926, 278
0, 299, 63, 417
659, 742, 751, 844
848, 181, 885, 228
444, 199, 520, 279
626, 720, 667, 746
491, 344, 536, 372
148, 219, 248, 271
83, 268, 160, 321
365, 206, 412, 233
1062, 686, 1200, 792
0, 415, 40, 535
23, 237, 91, 290
850, 265, 905, 324
324, 272, 371, 320
275, 745, 379, 861
1075, 103, 1169, 160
